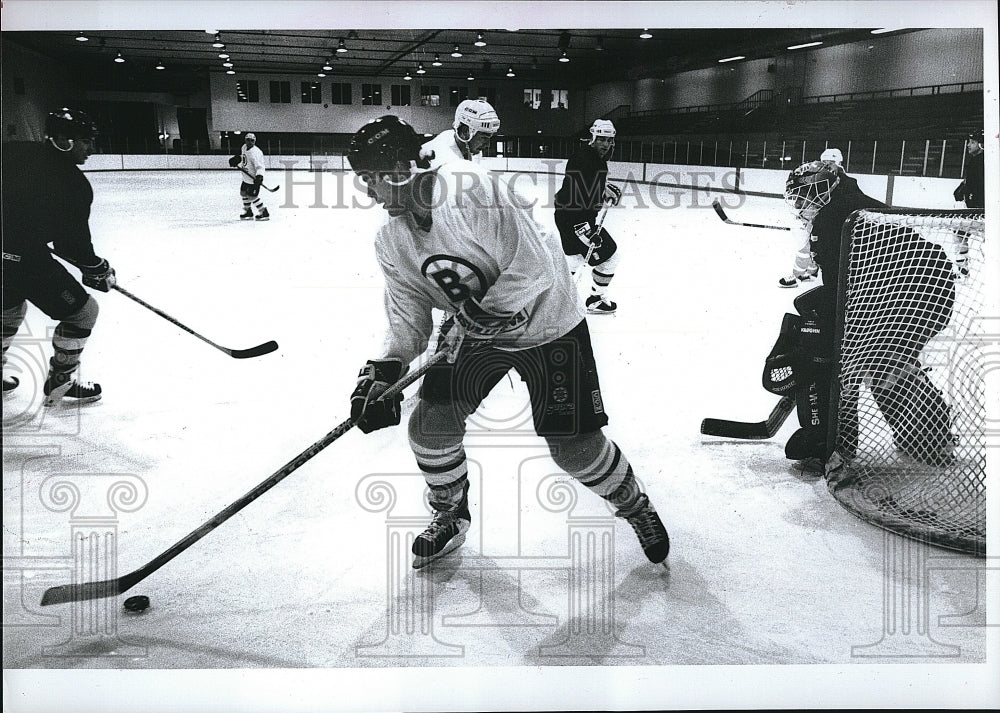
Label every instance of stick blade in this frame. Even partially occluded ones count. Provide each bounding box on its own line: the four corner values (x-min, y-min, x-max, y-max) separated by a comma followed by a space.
41, 578, 125, 606
701, 417, 771, 440
712, 199, 729, 222
229, 340, 279, 359
701, 397, 796, 440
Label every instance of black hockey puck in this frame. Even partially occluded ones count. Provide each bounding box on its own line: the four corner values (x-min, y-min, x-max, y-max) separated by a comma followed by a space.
123, 595, 150, 613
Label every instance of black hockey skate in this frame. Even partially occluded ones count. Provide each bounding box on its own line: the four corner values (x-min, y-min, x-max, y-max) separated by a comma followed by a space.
2, 375, 18, 393
255, 208, 270, 221
43, 371, 102, 407
412, 491, 471, 570
617, 493, 670, 564
240, 209, 254, 220
586, 294, 617, 315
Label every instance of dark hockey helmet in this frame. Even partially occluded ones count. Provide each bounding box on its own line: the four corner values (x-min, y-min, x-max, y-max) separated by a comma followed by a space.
348, 115, 427, 175
44, 107, 98, 140
968, 130, 984, 143
784, 160, 841, 220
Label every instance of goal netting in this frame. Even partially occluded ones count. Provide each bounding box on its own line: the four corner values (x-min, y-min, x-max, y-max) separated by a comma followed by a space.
825, 207, 986, 555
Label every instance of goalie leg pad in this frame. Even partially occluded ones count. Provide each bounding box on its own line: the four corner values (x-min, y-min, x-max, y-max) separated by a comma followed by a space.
868, 358, 955, 465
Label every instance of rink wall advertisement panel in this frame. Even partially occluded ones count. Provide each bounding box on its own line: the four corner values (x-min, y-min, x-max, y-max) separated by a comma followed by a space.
80, 155, 964, 207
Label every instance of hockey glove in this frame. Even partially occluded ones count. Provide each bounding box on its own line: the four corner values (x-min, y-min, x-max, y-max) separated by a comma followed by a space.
350, 359, 405, 433
228, 155, 242, 168
603, 183, 622, 206
254, 174, 264, 187
80, 258, 117, 292
440, 297, 516, 363
573, 221, 602, 250
953, 183, 965, 202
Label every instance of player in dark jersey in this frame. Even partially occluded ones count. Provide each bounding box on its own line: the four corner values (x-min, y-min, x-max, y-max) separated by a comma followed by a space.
2, 108, 116, 405
553, 119, 624, 314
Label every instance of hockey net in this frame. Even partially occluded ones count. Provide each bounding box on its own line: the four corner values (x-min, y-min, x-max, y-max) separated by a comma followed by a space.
825, 208, 986, 555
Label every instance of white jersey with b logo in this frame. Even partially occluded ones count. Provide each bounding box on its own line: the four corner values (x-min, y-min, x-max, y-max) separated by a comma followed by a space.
374, 160, 584, 364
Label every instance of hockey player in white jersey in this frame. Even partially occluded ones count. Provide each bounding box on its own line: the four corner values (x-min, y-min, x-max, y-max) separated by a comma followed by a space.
421, 98, 500, 168
346, 115, 669, 569
228, 132, 270, 220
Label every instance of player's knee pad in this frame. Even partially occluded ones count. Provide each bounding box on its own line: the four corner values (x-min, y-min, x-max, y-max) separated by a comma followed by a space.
61, 295, 99, 333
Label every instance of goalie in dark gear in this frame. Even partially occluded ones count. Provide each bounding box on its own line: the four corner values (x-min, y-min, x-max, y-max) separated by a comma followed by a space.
768, 160, 959, 468
762, 290, 834, 463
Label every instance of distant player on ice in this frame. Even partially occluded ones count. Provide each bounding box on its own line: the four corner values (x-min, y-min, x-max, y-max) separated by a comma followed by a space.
345, 115, 669, 570
553, 119, 624, 314
229, 132, 270, 221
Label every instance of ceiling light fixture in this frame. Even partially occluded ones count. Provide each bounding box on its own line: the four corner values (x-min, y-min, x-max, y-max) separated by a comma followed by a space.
317, 72, 326, 77
639, 29, 652, 39
337, 38, 347, 53
218, 52, 229, 59
75, 32, 89, 42
416, 63, 426, 74
596, 36, 605, 51
223, 61, 234, 68
559, 50, 569, 63
403, 70, 412, 80
432, 53, 442, 67
226, 69, 235, 75
718, 55, 745, 63
787, 41, 823, 50
505, 66, 515, 77
323, 59, 333, 71
212, 33, 225, 48
467, 73, 475, 81
451, 45, 463, 58
155, 60, 165, 70
114, 51, 125, 63
475, 32, 486, 47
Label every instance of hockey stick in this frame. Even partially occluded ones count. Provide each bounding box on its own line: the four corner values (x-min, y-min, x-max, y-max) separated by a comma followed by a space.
113, 285, 278, 359
39, 349, 449, 607
239, 166, 279, 192
712, 199, 791, 231
700, 395, 796, 439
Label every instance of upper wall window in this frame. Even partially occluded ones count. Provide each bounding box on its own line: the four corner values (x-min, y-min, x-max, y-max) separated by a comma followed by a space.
331, 82, 352, 105
362, 83, 383, 106
270, 81, 291, 103
237, 80, 260, 103
301, 81, 322, 104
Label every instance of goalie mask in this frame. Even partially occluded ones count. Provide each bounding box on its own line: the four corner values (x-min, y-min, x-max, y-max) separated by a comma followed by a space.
784, 160, 841, 220
348, 115, 430, 181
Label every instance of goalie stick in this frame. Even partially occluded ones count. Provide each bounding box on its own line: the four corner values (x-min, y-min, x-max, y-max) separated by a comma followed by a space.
239, 166, 280, 192
712, 199, 791, 231
700, 395, 795, 439
39, 349, 449, 607
113, 284, 278, 359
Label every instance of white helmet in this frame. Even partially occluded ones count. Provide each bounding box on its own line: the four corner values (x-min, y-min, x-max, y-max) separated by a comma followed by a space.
454, 99, 500, 136
589, 119, 616, 141
820, 147, 843, 165
244, 132, 256, 141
